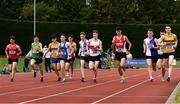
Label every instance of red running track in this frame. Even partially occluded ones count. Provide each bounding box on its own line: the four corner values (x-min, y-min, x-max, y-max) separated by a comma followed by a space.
0, 69, 180, 104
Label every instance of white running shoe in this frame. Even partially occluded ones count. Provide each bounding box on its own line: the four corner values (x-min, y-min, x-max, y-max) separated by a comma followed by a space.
161, 77, 165, 82
61, 78, 66, 82
150, 78, 154, 82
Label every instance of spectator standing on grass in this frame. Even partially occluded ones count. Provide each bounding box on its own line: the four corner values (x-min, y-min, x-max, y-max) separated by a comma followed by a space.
43, 45, 51, 72
1, 64, 10, 74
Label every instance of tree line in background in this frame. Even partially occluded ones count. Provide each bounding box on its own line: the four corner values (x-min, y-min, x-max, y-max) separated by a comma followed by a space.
0, 0, 180, 24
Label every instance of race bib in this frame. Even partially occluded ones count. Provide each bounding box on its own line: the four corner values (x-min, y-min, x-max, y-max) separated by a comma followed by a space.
92, 47, 98, 54
51, 49, 58, 53
116, 47, 122, 52
116, 43, 123, 48
166, 44, 173, 49
32, 48, 38, 53
61, 49, 67, 55
9, 50, 16, 54
51, 50, 58, 58
148, 43, 154, 48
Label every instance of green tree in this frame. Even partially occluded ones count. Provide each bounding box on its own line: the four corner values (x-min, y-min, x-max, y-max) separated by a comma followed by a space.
56, 0, 86, 22
21, 1, 58, 21
137, 0, 180, 24
81, 0, 139, 23
0, 0, 28, 19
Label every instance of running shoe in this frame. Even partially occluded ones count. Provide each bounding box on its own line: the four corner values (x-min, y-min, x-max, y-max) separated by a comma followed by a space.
167, 77, 171, 82
120, 76, 125, 83
161, 77, 165, 82
40, 77, 44, 82
81, 77, 85, 82
93, 78, 97, 83
33, 71, 37, 78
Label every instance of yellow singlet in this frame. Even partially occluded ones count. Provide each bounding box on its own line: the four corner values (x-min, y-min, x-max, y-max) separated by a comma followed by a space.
163, 34, 176, 53
50, 42, 59, 58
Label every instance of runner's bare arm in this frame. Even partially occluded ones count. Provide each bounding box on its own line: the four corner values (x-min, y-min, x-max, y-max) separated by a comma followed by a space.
5, 45, 9, 58
143, 40, 146, 53
57, 43, 61, 56
78, 43, 81, 56
125, 36, 132, 51
151, 39, 159, 50
87, 40, 91, 54
68, 43, 74, 56
111, 37, 115, 49
174, 35, 178, 49
17, 45, 22, 56
38, 43, 43, 52
74, 43, 77, 52
98, 41, 103, 52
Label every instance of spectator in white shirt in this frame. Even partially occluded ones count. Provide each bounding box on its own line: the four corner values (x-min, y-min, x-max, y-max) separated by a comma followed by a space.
43, 45, 51, 72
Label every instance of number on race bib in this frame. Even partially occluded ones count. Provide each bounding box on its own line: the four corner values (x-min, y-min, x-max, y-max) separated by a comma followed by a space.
166, 44, 173, 49
9, 50, 16, 54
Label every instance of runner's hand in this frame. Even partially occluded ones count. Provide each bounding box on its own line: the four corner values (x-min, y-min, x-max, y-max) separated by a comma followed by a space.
17, 53, 21, 56
126, 51, 130, 55
78, 52, 81, 56
143, 49, 146, 53
173, 45, 177, 49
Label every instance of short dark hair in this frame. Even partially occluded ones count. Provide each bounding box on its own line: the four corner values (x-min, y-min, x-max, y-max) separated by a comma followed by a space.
116, 27, 122, 31
80, 32, 86, 36
165, 24, 171, 28
10, 35, 15, 40
68, 34, 73, 38
33, 35, 39, 38
148, 28, 154, 32
160, 30, 165, 33
92, 30, 98, 34
51, 34, 57, 39
61, 33, 66, 37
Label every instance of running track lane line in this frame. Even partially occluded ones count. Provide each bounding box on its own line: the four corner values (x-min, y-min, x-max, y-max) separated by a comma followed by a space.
0, 69, 117, 88
18, 73, 147, 104
91, 74, 161, 104
0, 70, 105, 89
0, 72, 118, 96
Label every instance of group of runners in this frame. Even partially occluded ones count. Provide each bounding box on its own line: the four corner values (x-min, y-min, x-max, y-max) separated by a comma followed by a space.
4, 25, 178, 83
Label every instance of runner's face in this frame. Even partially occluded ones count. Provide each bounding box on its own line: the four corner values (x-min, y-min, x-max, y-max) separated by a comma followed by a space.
80, 34, 85, 40
116, 30, 121, 35
60, 35, 65, 42
10, 39, 15, 44
165, 26, 171, 33
51, 38, 57, 42
160, 32, 164, 36
34, 37, 39, 42
147, 31, 153, 38
68, 37, 73, 42
93, 32, 98, 38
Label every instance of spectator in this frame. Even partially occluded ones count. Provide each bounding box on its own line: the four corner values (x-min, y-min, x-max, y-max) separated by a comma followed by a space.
1, 64, 10, 74
43, 45, 51, 72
